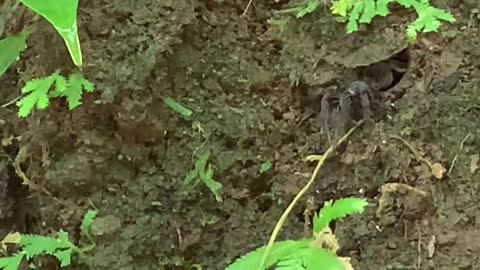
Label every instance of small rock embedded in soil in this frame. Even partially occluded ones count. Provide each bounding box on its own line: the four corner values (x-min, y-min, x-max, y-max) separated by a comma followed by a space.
90, 215, 122, 236
376, 183, 432, 226
437, 231, 457, 246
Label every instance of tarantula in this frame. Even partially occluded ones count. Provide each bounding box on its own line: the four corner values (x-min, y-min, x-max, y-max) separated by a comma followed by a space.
319, 80, 374, 142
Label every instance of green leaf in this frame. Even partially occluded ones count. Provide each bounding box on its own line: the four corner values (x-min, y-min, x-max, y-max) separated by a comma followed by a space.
184, 152, 223, 202
301, 247, 343, 270
225, 240, 311, 270
199, 163, 223, 202
259, 161, 272, 174
20, 230, 74, 261
53, 249, 72, 267
80, 210, 97, 239
16, 73, 58, 117
17, 71, 94, 117
164, 97, 193, 118
330, 0, 455, 40
60, 73, 95, 109
0, 28, 31, 78
0, 253, 24, 270
19, 0, 82, 67
313, 198, 368, 234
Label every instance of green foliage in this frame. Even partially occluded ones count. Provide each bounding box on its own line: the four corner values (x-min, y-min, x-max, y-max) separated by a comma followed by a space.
0, 210, 97, 270
0, 28, 31, 78
52, 73, 95, 109
225, 240, 313, 270
16, 71, 94, 117
19, 0, 82, 67
80, 210, 97, 241
184, 151, 223, 202
0, 253, 23, 270
225, 197, 368, 269
285, 0, 455, 40
21, 230, 75, 266
164, 97, 193, 118
259, 161, 273, 174
313, 198, 368, 234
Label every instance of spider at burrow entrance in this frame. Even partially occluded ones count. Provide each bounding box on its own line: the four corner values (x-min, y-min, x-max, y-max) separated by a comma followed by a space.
319, 80, 374, 142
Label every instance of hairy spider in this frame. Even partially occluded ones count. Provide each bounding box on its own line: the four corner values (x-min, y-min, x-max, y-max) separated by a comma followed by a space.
319, 80, 374, 142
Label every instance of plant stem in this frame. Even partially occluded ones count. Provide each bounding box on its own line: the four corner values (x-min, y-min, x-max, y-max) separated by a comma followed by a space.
257, 120, 364, 270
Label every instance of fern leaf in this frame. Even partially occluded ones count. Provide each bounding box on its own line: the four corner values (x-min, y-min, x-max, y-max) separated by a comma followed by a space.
16, 74, 56, 117
359, 0, 376, 23
80, 210, 97, 240
331, 0, 355, 17
53, 249, 72, 267
346, 1, 364, 33
54, 73, 68, 93
59, 73, 94, 110
225, 240, 311, 270
375, 0, 392, 16
296, 1, 321, 18
53, 231, 74, 266
0, 253, 24, 270
331, 0, 455, 40
20, 230, 74, 261
313, 198, 368, 234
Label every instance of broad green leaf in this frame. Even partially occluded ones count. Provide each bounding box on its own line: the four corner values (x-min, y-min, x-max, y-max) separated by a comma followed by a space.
300, 247, 343, 270
19, 0, 82, 67
225, 240, 311, 270
0, 253, 24, 270
0, 29, 31, 77
313, 198, 368, 234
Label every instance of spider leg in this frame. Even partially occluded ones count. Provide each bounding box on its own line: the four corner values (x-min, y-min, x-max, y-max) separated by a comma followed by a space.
360, 93, 374, 127
319, 94, 331, 141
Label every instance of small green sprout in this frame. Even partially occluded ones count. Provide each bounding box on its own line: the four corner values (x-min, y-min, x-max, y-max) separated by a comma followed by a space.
16, 71, 94, 117
226, 197, 368, 270
184, 151, 223, 202
164, 97, 193, 118
259, 161, 273, 174
19, 0, 83, 67
0, 210, 97, 270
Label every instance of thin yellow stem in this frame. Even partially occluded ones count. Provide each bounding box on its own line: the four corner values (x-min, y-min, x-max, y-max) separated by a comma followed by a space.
257, 120, 364, 270
242, 0, 254, 15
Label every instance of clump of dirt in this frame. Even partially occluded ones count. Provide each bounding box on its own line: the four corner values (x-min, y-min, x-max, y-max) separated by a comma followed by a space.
1, 0, 480, 269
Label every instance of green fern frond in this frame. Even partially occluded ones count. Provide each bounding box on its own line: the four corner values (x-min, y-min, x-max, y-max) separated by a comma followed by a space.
60, 73, 95, 109
0, 253, 24, 270
397, 0, 456, 41
16, 72, 95, 117
16, 72, 60, 117
0, 210, 96, 270
226, 240, 311, 270
313, 198, 368, 234
20, 230, 74, 264
286, 0, 455, 40
332, 0, 455, 39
